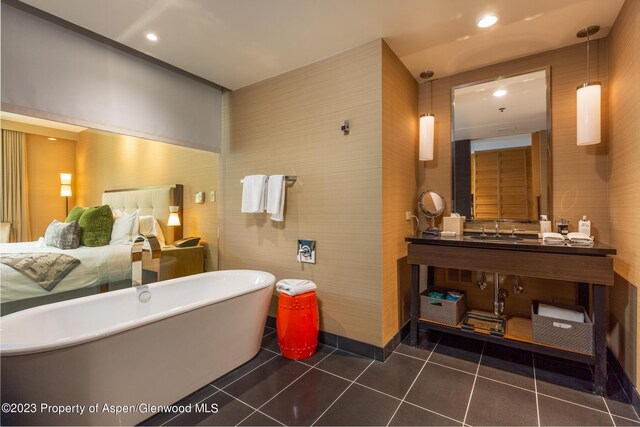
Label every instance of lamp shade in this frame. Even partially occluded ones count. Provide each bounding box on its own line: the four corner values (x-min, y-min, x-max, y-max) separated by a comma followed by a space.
60, 173, 72, 185
419, 114, 435, 161
60, 184, 72, 197
168, 206, 180, 226
576, 83, 601, 146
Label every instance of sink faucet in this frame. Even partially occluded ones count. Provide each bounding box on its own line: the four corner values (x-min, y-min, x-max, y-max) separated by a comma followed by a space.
131, 234, 161, 286
473, 225, 486, 237
494, 221, 501, 238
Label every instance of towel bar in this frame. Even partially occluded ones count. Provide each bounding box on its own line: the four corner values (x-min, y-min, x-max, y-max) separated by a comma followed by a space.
240, 176, 297, 184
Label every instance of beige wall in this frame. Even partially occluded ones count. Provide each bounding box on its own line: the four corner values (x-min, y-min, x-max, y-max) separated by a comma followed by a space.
381, 41, 418, 343
76, 129, 219, 271
419, 40, 609, 240
25, 134, 76, 238
221, 40, 385, 346
608, 0, 640, 391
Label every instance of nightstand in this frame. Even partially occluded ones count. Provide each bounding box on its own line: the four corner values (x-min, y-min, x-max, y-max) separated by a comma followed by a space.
142, 245, 204, 283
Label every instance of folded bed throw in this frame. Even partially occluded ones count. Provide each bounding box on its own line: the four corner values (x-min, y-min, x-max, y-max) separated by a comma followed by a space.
0, 253, 80, 291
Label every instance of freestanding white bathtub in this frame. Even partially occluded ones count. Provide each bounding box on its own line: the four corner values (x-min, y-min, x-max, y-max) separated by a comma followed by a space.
0, 270, 275, 426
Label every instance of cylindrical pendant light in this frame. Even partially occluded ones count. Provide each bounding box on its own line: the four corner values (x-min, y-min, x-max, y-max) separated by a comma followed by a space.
419, 71, 436, 161
576, 26, 601, 146
419, 114, 435, 160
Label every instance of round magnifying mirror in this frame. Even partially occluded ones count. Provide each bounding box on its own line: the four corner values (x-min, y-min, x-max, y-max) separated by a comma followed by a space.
418, 190, 445, 236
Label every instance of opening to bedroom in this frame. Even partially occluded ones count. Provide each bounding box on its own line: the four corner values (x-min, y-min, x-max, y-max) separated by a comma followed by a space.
0, 112, 220, 315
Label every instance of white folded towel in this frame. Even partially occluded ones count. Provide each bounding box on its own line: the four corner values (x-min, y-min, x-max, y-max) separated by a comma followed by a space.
538, 303, 585, 323
567, 232, 594, 245
267, 175, 286, 221
542, 232, 565, 244
241, 175, 267, 213
276, 279, 317, 296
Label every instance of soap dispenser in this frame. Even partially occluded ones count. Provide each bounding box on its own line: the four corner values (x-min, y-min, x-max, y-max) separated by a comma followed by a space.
579, 215, 591, 236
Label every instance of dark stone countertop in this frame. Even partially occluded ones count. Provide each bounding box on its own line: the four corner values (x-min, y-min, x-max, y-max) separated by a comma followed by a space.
405, 234, 617, 256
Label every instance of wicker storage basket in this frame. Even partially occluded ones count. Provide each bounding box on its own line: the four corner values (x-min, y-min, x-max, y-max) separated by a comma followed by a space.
531, 300, 593, 355
420, 289, 466, 326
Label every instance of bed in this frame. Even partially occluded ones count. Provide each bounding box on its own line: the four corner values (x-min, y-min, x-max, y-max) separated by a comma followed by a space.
0, 184, 183, 313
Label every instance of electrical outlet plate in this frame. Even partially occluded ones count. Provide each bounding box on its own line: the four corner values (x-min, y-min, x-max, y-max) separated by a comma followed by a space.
405, 211, 413, 220
297, 240, 316, 264
210, 191, 216, 203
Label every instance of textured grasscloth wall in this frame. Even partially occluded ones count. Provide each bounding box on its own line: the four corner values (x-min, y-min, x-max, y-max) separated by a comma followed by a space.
418, 40, 609, 240
607, 0, 640, 391
381, 41, 418, 344
221, 40, 385, 346
76, 130, 219, 271
26, 134, 76, 238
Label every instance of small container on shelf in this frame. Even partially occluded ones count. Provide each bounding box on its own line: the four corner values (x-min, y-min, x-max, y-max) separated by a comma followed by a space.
531, 300, 593, 355
420, 288, 466, 326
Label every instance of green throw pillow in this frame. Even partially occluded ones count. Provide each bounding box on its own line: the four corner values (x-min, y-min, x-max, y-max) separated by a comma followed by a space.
65, 206, 86, 223
78, 205, 114, 247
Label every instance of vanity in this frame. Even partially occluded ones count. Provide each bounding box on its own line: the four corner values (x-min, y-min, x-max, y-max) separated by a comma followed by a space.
406, 235, 616, 395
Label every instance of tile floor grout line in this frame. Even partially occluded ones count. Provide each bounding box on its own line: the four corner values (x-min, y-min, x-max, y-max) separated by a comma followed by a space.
385, 336, 444, 427
392, 349, 429, 362
217, 352, 279, 391
159, 386, 220, 426
427, 360, 476, 376
401, 400, 465, 425
532, 352, 541, 427
536, 391, 616, 416
211, 388, 286, 427
261, 346, 280, 355
612, 370, 640, 420
297, 347, 338, 369
475, 373, 536, 394
462, 342, 485, 426
602, 396, 617, 427
310, 358, 376, 426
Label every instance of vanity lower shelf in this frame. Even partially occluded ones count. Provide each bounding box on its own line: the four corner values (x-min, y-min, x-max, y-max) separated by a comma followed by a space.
418, 313, 596, 365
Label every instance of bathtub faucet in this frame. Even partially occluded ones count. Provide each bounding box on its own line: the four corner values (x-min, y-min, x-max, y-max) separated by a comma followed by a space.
131, 234, 162, 286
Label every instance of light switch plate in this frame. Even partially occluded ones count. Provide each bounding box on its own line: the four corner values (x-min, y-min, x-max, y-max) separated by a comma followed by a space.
297, 240, 316, 264
210, 191, 216, 203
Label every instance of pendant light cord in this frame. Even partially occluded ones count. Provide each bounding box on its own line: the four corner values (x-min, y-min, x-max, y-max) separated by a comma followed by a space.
586, 28, 590, 83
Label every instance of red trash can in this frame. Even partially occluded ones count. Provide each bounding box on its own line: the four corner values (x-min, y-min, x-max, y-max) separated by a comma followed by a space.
276, 291, 319, 360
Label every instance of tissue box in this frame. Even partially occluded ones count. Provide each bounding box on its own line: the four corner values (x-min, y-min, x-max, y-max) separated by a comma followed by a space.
531, 300, 593, 355
420, 288, 466, 326
443, 215, 465, 235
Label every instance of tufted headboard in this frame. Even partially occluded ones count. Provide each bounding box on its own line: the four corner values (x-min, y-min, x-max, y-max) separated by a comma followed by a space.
101, 184, 183, 241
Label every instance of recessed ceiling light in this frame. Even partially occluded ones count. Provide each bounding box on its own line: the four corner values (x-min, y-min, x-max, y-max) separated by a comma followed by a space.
493, 89, 507, 97
145, 32, 159, 42
477, 15, 498, 28
48, 137, 57, 141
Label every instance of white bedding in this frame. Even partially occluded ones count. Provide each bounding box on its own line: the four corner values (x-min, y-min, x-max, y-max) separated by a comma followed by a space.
0, 242, 132, 303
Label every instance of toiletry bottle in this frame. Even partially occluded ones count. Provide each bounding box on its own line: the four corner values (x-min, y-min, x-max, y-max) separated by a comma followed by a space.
579, 215, 591, 236
540, 215, 551, 234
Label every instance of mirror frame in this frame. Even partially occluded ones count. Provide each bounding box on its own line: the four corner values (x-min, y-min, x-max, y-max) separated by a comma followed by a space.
450, 66, 552, 223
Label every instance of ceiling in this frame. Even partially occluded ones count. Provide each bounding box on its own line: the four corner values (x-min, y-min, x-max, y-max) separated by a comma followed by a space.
454, 70, 547, 141
20, 0, 624, 90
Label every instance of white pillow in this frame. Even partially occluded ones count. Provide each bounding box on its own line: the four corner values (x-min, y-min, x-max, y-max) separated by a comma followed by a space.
138, 215, 166, 246
110, 210, 139, 245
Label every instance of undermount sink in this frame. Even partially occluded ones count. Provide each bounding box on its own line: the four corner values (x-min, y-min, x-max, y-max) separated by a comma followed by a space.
469, 235, 524, 241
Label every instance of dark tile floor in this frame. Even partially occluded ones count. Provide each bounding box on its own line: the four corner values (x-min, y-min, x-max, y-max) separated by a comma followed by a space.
141, 327, 640, 426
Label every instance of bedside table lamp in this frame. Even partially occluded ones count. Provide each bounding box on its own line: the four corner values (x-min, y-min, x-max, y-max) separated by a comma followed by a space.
168, 205, 182, 243
60, 173, 72, 216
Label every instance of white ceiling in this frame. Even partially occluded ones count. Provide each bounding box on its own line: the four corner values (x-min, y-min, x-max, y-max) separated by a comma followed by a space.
20, 0, 624, 90
454, 70, 547, 141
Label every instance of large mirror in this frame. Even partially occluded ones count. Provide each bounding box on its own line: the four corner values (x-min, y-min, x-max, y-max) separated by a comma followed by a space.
451, 69, 551, 222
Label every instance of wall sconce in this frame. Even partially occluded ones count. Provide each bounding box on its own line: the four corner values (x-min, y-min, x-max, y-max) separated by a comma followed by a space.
576, 25, 601, 146
419, 114, 435, 161
168, 206, 181, 226
60, 173, 72, 216
419, 71, 436, 161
